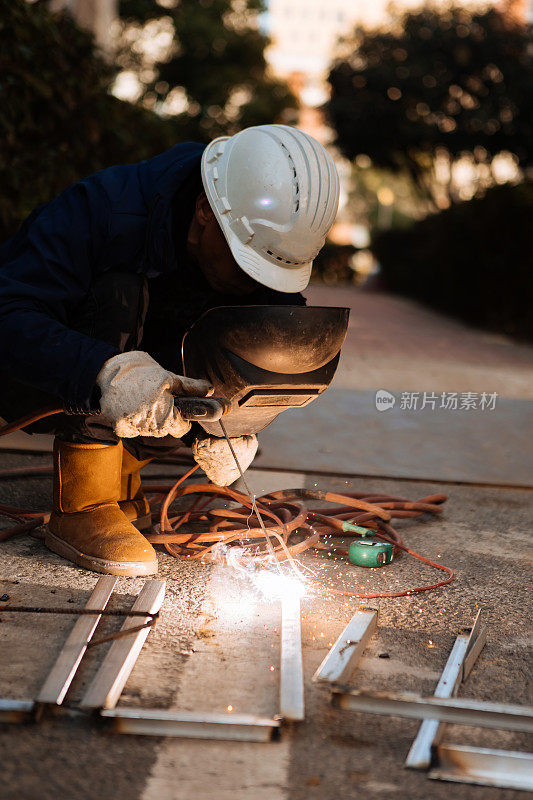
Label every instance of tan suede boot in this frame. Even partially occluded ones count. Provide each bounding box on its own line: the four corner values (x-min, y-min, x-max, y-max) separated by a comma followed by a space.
46, 440, 158, 576
119, 449, 152, 531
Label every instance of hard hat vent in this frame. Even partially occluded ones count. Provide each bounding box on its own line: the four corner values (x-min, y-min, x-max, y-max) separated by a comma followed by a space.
264, 248, 306, 267
260, 139, 307, 266
279, 141, 300, 214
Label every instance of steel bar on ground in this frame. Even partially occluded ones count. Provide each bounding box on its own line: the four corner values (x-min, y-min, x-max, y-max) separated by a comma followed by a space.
331, 688, 533, 733
280, 594, 304, 721
430, 744, 533, 791
464, 608, 483, 656
405, 612, 487, 770
101, 708, 280, 742
37, 576, 118, 706
0, 698, 34, 722
405, 634, 469, 769
81, 580, 165, 710
463, 617, 488, 680
313, 608, 377, 684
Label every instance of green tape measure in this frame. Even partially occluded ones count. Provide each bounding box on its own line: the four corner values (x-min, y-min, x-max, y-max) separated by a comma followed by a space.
342, 522, 394, 568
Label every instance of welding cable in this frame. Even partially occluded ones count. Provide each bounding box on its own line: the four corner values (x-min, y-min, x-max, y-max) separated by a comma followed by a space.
144, 482, 453, 597
154, 471, 312, 570
0, 409, 454, 598
0, 412, 60, 539
0, 407, 63, 436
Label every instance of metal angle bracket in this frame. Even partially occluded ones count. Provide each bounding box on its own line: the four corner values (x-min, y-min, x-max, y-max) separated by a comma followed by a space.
2, 579, 297, 741
405, 610, 487, 770
80, 580, 166, 710
101, 708, 280, 743
331, 688, 533, 734
429, 744, 533, 792
280, 594, 305, 721
462, 609, 488, 681
405, 611, 533, 790
329, 612, 533, 789
313, 607, 378, 685
37, 575, 118, 706
103, 591, 289, 742
0, 578, 163, 723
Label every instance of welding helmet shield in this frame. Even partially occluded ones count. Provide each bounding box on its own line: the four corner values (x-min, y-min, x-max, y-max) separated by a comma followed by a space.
181, 305, 349, 436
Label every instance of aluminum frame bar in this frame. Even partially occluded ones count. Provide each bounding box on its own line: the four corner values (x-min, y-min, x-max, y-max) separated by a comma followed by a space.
405, 634, 469, 769
101, 708, 280, 742
405, 611, 487, 770
463, 612, 488, 680
37, 576, 117, 706
313, 609, 377, 684
430, 744, 533, 792
331, 688, 533, 733
81, 580, 166, 710
280, 594, 304, 721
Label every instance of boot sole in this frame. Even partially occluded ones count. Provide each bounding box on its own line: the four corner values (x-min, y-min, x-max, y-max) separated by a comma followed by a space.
45, 530, 158, 577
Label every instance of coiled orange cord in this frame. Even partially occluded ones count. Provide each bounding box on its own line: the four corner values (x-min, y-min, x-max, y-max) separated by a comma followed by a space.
142, 467, 453, 598
0, 411, 454, 598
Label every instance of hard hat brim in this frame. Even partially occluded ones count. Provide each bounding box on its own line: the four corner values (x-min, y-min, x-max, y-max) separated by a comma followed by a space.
225, 230, 313, 294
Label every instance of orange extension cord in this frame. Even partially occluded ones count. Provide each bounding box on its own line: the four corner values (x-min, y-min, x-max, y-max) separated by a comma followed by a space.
0, 409, 454, 599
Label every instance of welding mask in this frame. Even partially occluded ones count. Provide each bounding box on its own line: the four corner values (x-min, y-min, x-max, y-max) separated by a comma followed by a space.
181, 305, 349, 436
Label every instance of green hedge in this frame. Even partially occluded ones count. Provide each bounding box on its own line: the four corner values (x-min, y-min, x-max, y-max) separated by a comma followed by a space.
0, 0, 181, 242
372, 182, 533, 341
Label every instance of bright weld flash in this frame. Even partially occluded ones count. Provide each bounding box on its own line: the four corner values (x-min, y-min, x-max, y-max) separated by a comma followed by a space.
253, 569, 307, 601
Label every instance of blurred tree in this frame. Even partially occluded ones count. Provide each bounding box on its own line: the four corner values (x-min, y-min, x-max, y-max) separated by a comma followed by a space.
1, 0, 296, 241
118, 0, 297, 140
326, 7, 533, 204
372, 181, 533, 341
311, 243, 357, 285
0, 0, 181, 241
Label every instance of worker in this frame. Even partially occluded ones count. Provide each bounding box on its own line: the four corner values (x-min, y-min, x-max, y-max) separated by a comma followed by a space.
0, 125, 340, 576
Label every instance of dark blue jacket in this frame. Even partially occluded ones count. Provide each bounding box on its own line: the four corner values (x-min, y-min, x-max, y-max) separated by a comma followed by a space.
0, 143, 206, 411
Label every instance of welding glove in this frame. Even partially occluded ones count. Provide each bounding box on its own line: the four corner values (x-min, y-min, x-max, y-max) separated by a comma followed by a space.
191, 433, 258, 486
96, 351, 212, 439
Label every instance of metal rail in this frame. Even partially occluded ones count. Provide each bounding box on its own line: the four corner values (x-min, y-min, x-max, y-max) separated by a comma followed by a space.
101, 708, 280, 742
331, 689, 533, 734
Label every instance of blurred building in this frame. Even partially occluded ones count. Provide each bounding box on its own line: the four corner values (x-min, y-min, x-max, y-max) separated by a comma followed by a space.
266, 0, 531, 143
509, 0, 533, 19
45, 0, 118, 52
265, 0, 532, 253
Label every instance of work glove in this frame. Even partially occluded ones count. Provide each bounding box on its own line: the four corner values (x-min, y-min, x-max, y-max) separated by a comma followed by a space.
96, 351, 212, 438
192, 434, 258, 486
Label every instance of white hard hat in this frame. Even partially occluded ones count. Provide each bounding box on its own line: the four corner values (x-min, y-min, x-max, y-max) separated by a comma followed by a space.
201, 124, 340, 293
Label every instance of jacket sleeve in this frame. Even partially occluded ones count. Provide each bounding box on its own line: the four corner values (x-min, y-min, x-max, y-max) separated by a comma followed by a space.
0, 181, 120, 411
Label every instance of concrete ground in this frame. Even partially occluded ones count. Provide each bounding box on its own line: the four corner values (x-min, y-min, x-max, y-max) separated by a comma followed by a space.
305, 285, 533, 399
0, 287, 532, 800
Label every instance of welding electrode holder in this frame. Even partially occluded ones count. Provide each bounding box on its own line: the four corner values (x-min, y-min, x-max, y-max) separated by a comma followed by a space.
63, 396, 231, 422
172, 396, 231, 422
